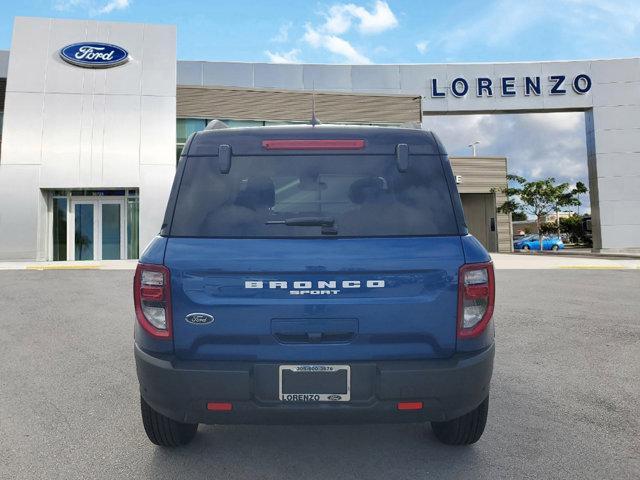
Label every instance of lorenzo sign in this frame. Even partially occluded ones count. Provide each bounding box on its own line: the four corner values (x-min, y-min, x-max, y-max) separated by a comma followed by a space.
59, 42, 129, 68
430, 74, 592, 98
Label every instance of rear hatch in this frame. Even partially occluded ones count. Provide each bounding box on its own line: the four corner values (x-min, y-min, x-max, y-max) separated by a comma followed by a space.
164, 138, 465, 362
166, 236, 463, 361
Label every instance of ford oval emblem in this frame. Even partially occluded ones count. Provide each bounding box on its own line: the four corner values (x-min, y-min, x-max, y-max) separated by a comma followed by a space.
185, 313, 214, 325
59, 42, 129, 68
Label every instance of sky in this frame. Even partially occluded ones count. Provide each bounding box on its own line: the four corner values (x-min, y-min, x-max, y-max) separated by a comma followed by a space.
1, 0, 639, 213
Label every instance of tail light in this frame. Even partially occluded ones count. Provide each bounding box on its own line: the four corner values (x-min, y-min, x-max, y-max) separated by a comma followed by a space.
457, 262, 495, 339
134, 264, 172, 339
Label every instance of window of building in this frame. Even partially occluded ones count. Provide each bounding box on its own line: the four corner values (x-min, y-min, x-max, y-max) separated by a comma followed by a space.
127, 193, 139, 260
177, 118, 207, 144
52, 196, 67, 261
177, 118, 206, 162
48, 189, 140, 261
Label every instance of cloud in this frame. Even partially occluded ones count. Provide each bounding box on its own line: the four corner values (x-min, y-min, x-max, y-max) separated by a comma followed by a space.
423, 112, 591, 212
54, 0, 82, 10
264, 48, 301, 63
564, 0, 640, 35
298, 1, 397, 64
271, 22, 292, 43
429, 0, 640, 60
432, 2, 532, 55
323, 1, 398, 35
303, 24, 371, 64
416, 40, 429, 54
98, 0, 129, 14
54, 0, 130, 15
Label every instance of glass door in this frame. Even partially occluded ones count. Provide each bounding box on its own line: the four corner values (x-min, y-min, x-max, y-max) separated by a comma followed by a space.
72, 201, 97, 261
99, 200, 126, 260
68, 198, 126, 260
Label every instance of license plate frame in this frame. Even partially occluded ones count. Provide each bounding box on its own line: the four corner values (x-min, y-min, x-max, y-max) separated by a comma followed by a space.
279, 364, 351, 402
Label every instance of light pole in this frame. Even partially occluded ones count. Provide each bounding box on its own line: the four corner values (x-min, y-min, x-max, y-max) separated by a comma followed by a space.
467, 141, 480, 157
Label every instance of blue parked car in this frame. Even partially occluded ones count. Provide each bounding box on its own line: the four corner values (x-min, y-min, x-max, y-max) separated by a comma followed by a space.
134, 124, 495, 447
514, 234, 564, 251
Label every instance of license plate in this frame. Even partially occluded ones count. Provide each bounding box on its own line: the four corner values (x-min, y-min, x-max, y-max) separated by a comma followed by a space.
279, 365, 351, 402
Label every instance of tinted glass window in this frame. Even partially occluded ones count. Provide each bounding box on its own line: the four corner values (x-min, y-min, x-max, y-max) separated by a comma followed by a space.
176, 119, 206, 144
170, 155, 458, 237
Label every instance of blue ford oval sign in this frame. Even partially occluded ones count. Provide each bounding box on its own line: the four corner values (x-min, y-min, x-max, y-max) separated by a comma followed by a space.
185, 313, 214, 325
59, 42, 129, 68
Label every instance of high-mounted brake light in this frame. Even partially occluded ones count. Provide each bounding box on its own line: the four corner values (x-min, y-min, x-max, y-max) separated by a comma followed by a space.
207, 402, 233, 411
262, 139, 365, 150
134, 264, 172, 339
457, 262, 495, 339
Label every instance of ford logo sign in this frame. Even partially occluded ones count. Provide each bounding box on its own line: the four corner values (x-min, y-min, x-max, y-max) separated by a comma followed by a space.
185, 313, 214, 325
59, 42, 129, 68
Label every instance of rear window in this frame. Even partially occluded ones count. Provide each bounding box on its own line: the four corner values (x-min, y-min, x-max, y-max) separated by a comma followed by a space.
169, 154, 459, 237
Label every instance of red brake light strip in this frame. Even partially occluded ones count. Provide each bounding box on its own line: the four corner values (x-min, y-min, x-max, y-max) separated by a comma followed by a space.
464, 284, 490, 299
207, 402, 233, 411
262, 139, 365, 150
140, 285, 164, 301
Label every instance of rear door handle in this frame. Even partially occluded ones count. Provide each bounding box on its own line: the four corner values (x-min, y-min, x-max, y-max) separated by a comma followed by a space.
271, 318, 358, 344
308, 332, 323, 343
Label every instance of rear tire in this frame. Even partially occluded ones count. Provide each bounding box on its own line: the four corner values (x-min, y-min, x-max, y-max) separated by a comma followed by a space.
431, 396, 489, 445
522, 244, 530, 251
552, 245, 559, 251
140, 396, 198, 447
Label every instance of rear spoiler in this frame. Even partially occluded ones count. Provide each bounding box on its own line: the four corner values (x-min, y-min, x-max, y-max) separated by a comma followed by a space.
218, 139, 410, 174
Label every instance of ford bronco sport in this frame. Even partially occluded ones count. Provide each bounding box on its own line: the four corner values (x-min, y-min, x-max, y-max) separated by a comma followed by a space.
134, 125, 495, 447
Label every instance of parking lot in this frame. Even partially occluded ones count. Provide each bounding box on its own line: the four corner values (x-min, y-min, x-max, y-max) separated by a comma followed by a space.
1, 267, 638, 480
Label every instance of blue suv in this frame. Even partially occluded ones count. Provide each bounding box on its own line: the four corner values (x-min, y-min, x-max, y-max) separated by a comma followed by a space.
134, 125, 495, 447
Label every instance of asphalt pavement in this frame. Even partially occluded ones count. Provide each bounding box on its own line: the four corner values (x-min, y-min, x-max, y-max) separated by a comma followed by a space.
0, 269, 638, 479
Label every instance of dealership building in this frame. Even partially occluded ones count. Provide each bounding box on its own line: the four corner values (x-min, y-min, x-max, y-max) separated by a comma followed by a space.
0, 17, 638, 261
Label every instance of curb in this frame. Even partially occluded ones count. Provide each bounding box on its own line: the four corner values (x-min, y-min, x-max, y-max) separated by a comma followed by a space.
25, 265, 101, 270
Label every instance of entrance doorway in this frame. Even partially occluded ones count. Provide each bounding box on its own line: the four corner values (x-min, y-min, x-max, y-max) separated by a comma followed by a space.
49, 189, 139, 261
71, 198, 126, 261
460, 193, 498, 252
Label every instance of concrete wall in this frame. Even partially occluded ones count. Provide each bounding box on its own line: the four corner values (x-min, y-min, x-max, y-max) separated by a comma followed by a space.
0, 17, 176, 260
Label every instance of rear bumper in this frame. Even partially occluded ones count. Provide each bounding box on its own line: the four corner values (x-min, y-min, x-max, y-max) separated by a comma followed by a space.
135, 343, 494, 425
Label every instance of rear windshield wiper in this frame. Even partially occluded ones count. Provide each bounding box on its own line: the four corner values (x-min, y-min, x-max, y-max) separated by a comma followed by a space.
266, 216, 338, 235
266, 216, 335, 227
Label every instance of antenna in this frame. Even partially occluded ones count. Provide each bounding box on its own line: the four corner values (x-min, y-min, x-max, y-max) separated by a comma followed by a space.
311, 81, 320, 126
